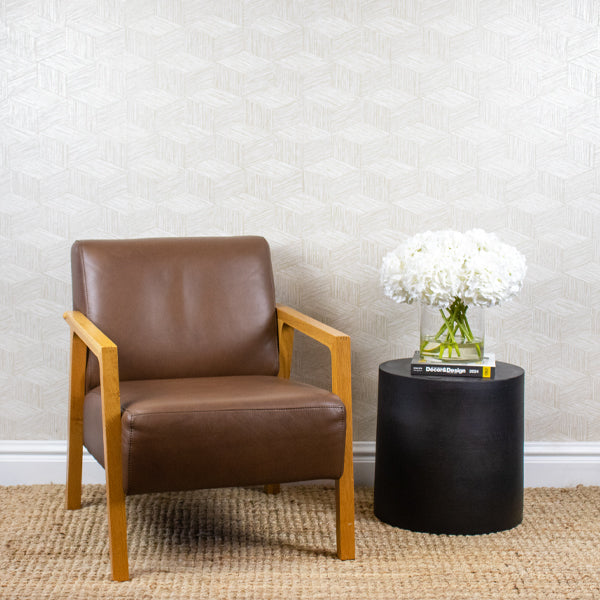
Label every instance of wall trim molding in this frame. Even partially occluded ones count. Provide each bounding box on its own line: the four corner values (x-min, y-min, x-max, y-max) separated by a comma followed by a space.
2, 440, 600, 487
0, 440, 106, 485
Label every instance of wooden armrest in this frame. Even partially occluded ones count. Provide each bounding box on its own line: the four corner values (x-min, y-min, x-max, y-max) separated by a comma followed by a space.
275, 304, 352, 407
63, 310, 117, 359
275, 304, 349, 349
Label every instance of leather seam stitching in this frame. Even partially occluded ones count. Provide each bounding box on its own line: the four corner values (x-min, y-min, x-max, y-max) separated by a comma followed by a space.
79, 246, 91, 391
79, 247, 90, 315
121, 406, 345, 418
127, 414, 135, 492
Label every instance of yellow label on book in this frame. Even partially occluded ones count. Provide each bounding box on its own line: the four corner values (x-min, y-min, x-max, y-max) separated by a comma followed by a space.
482, 366, 491, 378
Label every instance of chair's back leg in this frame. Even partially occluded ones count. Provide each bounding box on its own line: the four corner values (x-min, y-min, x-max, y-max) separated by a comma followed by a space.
66, 332, 86, 510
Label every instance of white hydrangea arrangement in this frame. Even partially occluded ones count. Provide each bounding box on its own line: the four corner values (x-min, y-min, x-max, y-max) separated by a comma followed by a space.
381, 229, 527, 360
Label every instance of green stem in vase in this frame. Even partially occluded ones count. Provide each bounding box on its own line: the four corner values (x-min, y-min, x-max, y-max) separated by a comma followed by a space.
421, 298, 483, 360
437, 306, 459, 358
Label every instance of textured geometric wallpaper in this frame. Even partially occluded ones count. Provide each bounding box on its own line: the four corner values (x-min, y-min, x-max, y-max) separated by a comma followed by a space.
1, 0, 599, 442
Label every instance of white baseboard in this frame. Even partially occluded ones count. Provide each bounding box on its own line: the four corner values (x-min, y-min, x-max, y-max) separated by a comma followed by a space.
0, 441, 106, 486
1, 440, 600, 488
522, 442, 600, 487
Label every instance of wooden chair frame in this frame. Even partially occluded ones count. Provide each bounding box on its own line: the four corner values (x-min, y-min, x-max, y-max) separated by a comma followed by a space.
64, 304, 355, 581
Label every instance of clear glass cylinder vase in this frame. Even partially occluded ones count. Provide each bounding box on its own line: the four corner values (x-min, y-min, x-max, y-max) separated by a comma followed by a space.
419, 299, 485, 363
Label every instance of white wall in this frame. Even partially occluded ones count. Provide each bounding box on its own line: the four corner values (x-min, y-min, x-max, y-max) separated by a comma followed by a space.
1, 0, 599, 446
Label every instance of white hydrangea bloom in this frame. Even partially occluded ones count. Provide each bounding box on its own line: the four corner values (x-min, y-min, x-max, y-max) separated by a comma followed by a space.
381, 229, 527, 308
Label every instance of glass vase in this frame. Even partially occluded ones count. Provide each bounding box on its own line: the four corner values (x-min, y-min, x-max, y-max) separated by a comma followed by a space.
419, 299, 484, 363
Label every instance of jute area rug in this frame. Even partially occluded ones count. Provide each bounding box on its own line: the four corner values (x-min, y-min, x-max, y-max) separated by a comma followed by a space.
1, 485, 599, 599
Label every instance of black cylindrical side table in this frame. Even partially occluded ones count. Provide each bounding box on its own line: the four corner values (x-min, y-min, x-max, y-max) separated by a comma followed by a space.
374, 359, 524, 535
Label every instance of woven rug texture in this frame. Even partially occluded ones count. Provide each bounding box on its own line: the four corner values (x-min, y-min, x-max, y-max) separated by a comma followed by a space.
1, 484, 599, 599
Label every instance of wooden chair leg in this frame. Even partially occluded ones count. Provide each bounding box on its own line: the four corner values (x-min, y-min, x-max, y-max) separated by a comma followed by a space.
335, 464, 355, 560
331, 337, 355, 560
100, 348, 129, 581
66, 332, 86, 510
105, 483, 129, 581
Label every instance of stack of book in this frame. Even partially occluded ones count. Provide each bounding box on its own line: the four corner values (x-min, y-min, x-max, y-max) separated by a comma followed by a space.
410, 351, 496, 379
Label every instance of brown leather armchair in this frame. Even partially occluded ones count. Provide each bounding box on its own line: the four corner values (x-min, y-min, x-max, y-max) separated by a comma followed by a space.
63, 236, 355, 581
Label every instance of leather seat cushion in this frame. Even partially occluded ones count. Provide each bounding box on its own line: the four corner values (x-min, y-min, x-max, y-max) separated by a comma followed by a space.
83, 376, 347, 495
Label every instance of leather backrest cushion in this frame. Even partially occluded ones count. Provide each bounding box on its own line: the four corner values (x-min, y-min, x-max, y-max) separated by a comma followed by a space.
71, 236, 279, 389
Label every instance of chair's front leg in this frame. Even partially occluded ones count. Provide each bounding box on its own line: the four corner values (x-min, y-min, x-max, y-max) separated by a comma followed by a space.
99, 347, 129, 582
336, 468, 355, 559
66, 331, 87, 510
332, 337, 355, 560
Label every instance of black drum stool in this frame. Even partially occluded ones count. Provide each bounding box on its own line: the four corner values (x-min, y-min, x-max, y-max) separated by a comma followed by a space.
374, 359, 524, 535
